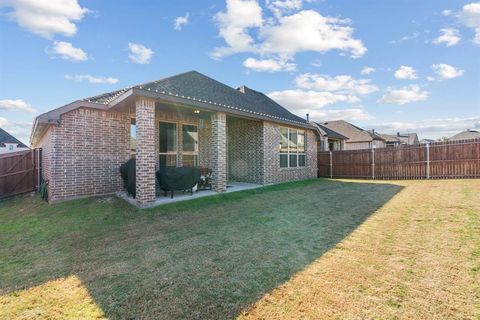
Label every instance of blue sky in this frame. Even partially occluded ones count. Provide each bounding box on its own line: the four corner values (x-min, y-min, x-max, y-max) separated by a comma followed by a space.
0, 0, 479, 144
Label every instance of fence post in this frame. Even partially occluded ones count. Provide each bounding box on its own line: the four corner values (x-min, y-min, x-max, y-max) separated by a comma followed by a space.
329, 151, 333, 178
426, 143, 430, 179
371, 148, 375, 179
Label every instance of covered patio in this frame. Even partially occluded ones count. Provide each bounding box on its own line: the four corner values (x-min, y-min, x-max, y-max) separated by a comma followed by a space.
112, 92, 266, 207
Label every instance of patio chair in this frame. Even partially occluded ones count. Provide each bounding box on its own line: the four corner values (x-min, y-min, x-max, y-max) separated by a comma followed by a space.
198, 167, 213, 190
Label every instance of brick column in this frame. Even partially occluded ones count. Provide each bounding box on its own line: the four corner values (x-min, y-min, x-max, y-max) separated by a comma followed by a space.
136, 97, 156, 205
210, 112, 227, 192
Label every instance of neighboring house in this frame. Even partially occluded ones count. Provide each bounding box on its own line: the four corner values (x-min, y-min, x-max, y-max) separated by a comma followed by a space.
395, 132, 419, 145
313, 123, 348, 151
378, 132, 419, 147
378, 134, 401, 148
448, 129, 480, 141
30, 71, 319, 205
0, 128, 29, 154
320, 120, 386, 150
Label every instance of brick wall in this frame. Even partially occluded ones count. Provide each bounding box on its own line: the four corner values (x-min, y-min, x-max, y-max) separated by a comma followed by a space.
263, 121, 318, 184
227, 117, 264, 184
45, 108, 130, 203
199, 118, 212, 169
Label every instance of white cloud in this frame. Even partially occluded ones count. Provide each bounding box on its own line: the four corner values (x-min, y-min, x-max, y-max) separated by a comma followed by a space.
65, 74, 119, 84
266, 0, 303, 17
267, 89, 372, 121
373, 117, 480, 139
259, 10, 366, 59
243, 57, 296, 72
128, 43, 153, 64
361, 67, 375, 75
0, 0, 88, 38
0, 99, 36, 113
458, 2, 480, 44
433, 28, 461, 47
426, 76, 435, 81
309, 108, 373, 121
49, 41, 87, 61
390, 32, 420, 44
174, 12, 189, 31
0, 117, 9, 127
378, 85, 429, 105
212, 1, 366, 63
442, 9, 452, 16
295, 73, 378, 95
432, 63, 464, 79
394, 66, 418, 80
311, 59, 322, 67
212, 0, 263, 59
268, 89, 359, 110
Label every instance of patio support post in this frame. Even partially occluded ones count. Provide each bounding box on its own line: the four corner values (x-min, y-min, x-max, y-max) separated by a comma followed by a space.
210, 112, 227, 192
135, 97, 156, 205
426, 143, 430, 179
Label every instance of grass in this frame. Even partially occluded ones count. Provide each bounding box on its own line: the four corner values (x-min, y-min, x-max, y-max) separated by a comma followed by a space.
0, 179, 478, 319
240, 179, 480, 320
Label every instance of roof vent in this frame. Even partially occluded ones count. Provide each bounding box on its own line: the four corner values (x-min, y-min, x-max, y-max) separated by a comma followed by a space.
237, 85, 247, 93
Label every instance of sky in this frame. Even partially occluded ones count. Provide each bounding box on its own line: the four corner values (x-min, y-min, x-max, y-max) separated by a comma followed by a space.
0, 0, 479, 144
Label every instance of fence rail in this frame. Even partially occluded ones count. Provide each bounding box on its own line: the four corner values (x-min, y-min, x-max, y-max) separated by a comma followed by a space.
318, 138, 480, 180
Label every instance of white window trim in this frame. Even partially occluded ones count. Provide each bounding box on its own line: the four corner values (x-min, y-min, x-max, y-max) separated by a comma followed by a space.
280, 127, 306, 168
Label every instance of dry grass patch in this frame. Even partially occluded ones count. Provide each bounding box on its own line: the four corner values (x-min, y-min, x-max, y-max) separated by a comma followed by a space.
239, 179, 480, 320
0, 275, 105, 319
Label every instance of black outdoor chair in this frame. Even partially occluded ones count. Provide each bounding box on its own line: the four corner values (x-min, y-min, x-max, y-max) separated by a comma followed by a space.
156, 167, 201, 198
120, 158, 136, 198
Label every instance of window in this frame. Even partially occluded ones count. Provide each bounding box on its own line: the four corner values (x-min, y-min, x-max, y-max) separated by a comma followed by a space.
279, 127, 306, 168
159, 122, 177, 167
182, 125, 198, 167
130, 118, 136, 157
8, 144, 14, 151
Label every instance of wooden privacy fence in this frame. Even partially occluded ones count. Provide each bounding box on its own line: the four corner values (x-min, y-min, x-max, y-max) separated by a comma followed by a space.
0, 149, 41, 198
318, 138, 480, 179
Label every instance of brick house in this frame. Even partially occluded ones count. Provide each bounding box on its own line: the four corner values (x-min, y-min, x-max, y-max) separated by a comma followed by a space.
320, 120, 386, 150
0, 128, 29, 154
30, 71, 319, 205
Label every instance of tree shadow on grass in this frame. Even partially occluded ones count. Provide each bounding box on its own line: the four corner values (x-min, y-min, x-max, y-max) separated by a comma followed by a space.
0, 179, 403, 319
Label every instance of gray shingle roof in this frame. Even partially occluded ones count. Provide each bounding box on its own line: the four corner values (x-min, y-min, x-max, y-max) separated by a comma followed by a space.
0, 128, 28, 148
322, 120, 376, 142
83, 71, 308, 125
448, 129, 480, 141
315, 123, 347, 140
378, 134, 401, 143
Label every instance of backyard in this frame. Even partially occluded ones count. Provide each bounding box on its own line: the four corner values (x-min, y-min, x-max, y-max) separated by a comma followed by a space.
0, 179, 479, 319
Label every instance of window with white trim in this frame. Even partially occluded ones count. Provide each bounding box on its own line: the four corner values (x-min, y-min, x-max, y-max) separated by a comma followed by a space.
159, 122, 178, 167
280, 127, 306, 168
182, 124, 198, 167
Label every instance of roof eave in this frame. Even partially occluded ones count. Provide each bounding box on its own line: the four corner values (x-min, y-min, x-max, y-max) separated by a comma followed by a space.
126, 88, 315, 130
30, 100, 109, 146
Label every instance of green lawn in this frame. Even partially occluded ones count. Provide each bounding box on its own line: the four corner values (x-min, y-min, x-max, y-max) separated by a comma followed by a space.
0, 179, 478, 319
